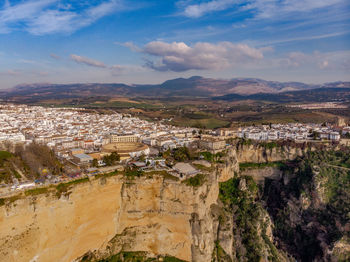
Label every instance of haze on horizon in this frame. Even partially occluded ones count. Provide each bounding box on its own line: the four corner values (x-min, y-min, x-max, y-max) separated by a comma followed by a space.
0, 0, 349, 89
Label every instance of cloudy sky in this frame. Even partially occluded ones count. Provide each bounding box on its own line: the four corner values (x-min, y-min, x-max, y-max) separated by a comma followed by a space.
0, 0, 349, 88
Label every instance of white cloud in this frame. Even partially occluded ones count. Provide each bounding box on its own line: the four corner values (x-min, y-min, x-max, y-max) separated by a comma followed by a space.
243, 0, 346, 19
180, 0, 346, 18
254, 31, 350, 46
140, 41, 264, 72
183, 0, 236, 18
0, 0, 55, 33
110, 64, 146, 75
70, 54, 106, 68
278, 50, 350, 71
116, 41, 141, 52
27, 9, 78, 35
0, 0, 123, 35
70, 54, 147, 75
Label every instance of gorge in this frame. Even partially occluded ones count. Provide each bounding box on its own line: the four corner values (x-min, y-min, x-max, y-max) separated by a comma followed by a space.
0, 143, 349, 262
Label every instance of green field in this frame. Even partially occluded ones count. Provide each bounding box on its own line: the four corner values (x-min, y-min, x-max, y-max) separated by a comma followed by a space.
0, 151, 12, 162
35, 96, 349, 129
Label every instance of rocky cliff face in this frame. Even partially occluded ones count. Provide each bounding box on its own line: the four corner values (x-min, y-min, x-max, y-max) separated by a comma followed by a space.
0, 178, 124, 262
2, 145, 347, 262
240, 167, 282, 185
0, 149, 239, 262
235, 143, 316, 163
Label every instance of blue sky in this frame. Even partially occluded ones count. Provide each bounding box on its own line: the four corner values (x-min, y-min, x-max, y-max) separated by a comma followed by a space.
0, 0, 349, 88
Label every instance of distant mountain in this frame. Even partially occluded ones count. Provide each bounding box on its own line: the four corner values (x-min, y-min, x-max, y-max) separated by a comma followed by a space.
135, 76, 321, 96
1, 76, 349, 103
213, 87, 350, 103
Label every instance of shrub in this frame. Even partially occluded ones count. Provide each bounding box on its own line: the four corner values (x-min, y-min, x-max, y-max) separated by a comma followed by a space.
25, 187, 48, 196
183, 173, 206, 187
56, 177, 89, 198
219, 177, 264, 260
239, 161, 287, 171
125, 167, 144, 178
103, 152, 120, 166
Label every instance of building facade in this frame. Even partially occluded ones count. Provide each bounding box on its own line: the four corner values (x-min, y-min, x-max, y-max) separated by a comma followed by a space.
110, 134, 138, 143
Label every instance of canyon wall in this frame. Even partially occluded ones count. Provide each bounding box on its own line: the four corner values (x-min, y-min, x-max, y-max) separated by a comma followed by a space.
235, 143, 316, 163
0, 149, 239, 262
240, 167, 282, 185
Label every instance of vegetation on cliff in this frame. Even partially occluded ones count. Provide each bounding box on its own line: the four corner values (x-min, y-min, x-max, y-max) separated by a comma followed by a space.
182, 173, 206, 187
199, 151, 225, 163
55, 177, 90, 198
95, 252, 186, 262
263, 149, 350, 261
217, 148, 350, 261
0, 176, 92, 207
219, 176, 284, 262
161, 146, 225, 166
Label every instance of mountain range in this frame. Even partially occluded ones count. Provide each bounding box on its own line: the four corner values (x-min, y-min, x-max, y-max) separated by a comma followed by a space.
1, 76, 349, 102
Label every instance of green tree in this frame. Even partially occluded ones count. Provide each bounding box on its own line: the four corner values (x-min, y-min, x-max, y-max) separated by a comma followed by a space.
103, 152, 120, 166
92, 158, 98, 167
173, 147, 191, 161
110, 152, 120, 162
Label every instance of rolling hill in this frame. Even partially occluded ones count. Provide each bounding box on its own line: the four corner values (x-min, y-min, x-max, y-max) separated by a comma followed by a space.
0, 76, 349, 103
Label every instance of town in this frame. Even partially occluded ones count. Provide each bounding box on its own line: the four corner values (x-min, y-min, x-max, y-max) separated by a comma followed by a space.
0, 103, 349, 195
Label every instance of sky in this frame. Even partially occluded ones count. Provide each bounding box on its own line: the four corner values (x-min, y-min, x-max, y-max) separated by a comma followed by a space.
0, 0, 349, 89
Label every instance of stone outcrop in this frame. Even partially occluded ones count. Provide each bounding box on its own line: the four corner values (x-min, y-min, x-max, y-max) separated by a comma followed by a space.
235, 144, 315, 163
218, 148, 239, 182
241, 167, 282, 185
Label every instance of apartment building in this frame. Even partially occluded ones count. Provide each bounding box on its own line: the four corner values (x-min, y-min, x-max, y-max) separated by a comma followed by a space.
110, 133, 139, 143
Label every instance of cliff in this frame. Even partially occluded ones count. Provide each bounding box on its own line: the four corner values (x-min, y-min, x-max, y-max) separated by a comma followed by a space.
262, 150, 350, 261
235, 143, 316, 163
0, 149, 239, 262
2, 145, 348, 262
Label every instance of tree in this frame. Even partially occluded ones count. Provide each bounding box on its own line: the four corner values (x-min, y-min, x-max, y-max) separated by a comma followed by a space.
15, 143, 62, 178
92, 158, 98, 167
102, 152, 120, 166
125, 166, 143, 178
110, 152, 120, 162
173, 147, 191, 161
